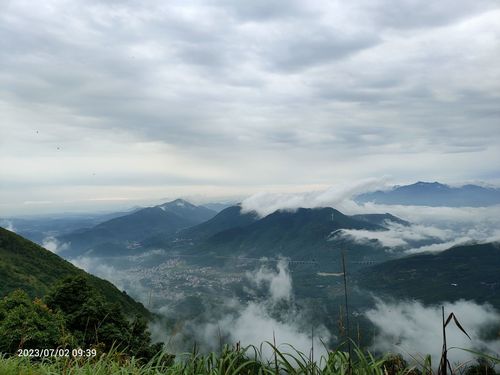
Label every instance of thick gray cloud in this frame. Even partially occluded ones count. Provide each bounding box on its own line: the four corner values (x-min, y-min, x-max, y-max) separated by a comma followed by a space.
1, 0, 499, 215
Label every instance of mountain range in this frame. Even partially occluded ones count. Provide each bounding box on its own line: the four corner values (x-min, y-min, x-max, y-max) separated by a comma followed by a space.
355, 181, 500, 207
57, 200, 410, 267
59, 199, 216, 257
146, 205, 414, 270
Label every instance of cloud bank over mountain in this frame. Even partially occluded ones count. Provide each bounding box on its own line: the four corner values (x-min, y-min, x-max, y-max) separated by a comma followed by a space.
241, 179, 387, 217
241, 183, 500, 252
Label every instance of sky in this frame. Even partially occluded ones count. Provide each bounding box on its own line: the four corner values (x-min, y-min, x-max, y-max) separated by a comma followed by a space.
1, 0, 500, 215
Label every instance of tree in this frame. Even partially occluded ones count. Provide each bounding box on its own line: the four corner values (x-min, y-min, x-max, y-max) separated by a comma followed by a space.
0, 290, 67, 354
45, 276, 164, 360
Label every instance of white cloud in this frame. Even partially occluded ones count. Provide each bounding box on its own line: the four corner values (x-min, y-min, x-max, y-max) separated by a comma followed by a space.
404, 237, 474, 254
340, 201, 500, 252
0, 220, 16, 232
42, 236, 69, 253
200, 301, 331, 361
241, 179, 388, 217
195, 261, 331, 360
366, 299, 500, 368
339, 222, 454, 249
249, 259, 293, 302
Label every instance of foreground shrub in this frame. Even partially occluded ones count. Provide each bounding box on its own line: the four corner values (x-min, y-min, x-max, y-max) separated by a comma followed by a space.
0, 289, 67, 353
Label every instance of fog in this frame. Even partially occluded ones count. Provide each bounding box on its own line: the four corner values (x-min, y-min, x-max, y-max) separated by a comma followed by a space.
366, 299, 500, 368
164, 260, 331, 359
42, 236, 69, 254
340, 222, 453, 249
0, 220, 15, 233
73, 255, 332, 359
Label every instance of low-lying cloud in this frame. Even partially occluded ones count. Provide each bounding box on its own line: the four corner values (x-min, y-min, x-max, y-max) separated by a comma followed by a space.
366, 299, 500, 368
0, 220, 16, 232
42, 236, 69, 253
340, 222, 453, 249
343, 202, 500, 253
249, 259, 292, 302
70, 256, 151, 305
241, 183, 500, 254
152, 259, 333, 360
195, 260, 331, 360
241, 179, 388, 217
200, 301, 330, 361
70, 253, 331, 359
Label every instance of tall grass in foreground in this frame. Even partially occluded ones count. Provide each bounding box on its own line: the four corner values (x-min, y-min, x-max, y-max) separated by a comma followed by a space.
1, 342, 498, 375
0, 343, 476, 375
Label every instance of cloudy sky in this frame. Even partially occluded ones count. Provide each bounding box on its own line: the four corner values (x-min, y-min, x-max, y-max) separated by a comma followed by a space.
1, 0, 499, 215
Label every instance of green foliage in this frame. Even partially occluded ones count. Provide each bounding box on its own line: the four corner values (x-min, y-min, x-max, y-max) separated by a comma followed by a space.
2, 343, 491, 375
0, 290, 66, 353
464, 358, 497, 375
44, 276, 163, 360
0, 277, 162, 362
0, 227, 150, 319
381, 354, 423, 375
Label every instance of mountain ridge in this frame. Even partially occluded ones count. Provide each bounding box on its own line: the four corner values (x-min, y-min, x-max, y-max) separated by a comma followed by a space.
59, 199, 216, 257
356, 181, 500, 207
183, 207, 397, 268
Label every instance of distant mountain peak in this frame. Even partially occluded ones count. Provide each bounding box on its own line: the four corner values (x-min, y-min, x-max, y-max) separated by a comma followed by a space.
172, 198, 190, 205
160, 198, 193, 207
356, 181, 500, 207
58, 198, 216, 258
156, 198, 200, 211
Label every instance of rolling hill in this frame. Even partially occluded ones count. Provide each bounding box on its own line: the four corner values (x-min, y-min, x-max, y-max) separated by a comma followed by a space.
356, 181, 500, 207
0, 227, 150, 318
357, 242, 500, 307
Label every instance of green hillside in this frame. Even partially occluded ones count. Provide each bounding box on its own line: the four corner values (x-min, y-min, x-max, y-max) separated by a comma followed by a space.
0, 227, 150, 318
187, 207, 394, 270
357, 242, 500, 307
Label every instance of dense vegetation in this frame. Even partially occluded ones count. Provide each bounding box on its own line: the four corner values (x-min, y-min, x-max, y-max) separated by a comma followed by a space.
0, 276, 163, 361
186, 207, 394, 269
0, 227, 149, 318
